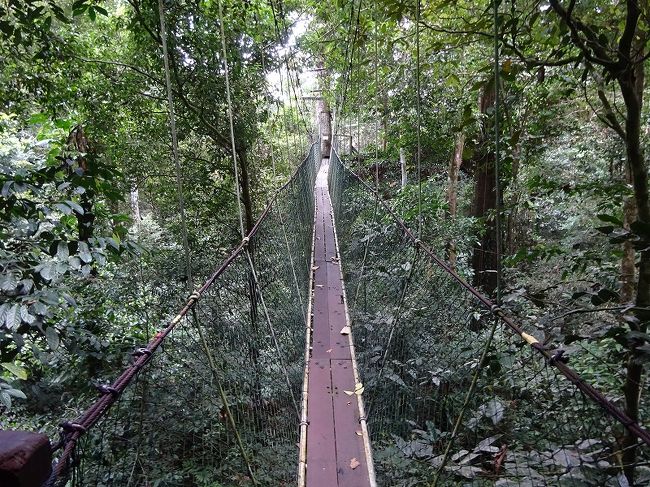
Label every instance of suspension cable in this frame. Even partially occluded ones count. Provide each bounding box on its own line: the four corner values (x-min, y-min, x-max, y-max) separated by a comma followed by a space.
256, 6, 306, 319
158, 0, 193, 287
268, 0, 312, 157
374, 4, 379, 189
415, 0, 423, 238
494, 0, 503, 305
217, 0, 246, 238
337, 0, 363, 137
244, 250, 300, 417
430, 316, 501, 487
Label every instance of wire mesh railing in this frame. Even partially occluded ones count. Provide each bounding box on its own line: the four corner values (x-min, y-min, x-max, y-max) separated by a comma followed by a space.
328, 148, 650, 487
46, 143, 319, 487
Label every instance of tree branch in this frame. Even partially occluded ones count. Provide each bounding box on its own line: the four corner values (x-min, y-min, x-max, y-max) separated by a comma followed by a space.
127, 0, 161, 44
616, 0, 642, 70
548, 0, 617, 68
597, 88, 626, 139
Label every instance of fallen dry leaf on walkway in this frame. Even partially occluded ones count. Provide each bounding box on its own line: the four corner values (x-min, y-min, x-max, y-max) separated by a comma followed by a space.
344, 382, 364, 396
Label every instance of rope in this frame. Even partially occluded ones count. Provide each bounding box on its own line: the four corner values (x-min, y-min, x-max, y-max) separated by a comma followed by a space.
158, 0, 193, 286
279, 208, 306, 316
429, 316, 501, 486
374, 5, 379, 190
268, 0, 313, 159
191, 308, 259, 485
365, 248, 419, 419
493, 0, 503, 304
47, 143, 317, 486
244, 249, 300, 417
415, 0, 423, 238
217, 0, 246, 238
336, 0, 363, 137
257, 12, 306, 319
328, 148, 650, 449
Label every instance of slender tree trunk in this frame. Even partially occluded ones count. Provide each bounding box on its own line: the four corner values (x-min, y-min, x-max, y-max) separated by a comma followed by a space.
400, 147, 408, 188
447, 133, 464, 268
130, 185, 141, 223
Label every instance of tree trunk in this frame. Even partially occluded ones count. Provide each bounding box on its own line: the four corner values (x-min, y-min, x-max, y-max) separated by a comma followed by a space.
400, 147, 408, 188
619, 56, 647, 485
130, 185, 141, 223
317, 61, 332, 157
505, 140, 523, 254
621, 188, 637, 303
447, 133, 464, 268
67, 126, 95, 242
471, 82, 499, 295
318, 97, 332, 158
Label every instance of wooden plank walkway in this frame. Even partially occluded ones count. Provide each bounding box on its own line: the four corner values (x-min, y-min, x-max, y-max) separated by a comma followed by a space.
299, 158, 375, 487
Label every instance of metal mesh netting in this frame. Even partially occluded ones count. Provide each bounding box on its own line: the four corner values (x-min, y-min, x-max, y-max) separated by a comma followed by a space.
328, 150, 650, 487
50, 144, 318, 487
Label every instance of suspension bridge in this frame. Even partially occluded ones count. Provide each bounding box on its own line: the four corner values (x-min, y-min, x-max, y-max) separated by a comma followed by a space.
2, 141, 650, 487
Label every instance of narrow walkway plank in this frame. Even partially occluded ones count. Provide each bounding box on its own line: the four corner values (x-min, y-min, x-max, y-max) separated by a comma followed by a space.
301, 158, 374, 487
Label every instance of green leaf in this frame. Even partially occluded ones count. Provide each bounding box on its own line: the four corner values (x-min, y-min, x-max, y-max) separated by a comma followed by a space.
38, 262, 54, 280
596, 214, 623, 226
42, 15, 52, 31
65, 200, 84, 214
0, 273, 19, 292
45, 327, 60, 351
57, 241, 69, 260
54, 203, 73, 215
19, 305, 35, 324
1, 363, 28, 380
0, 304, 9, 324
69, 256, 82, 270
5, 304, 20, 330
6, 388, 26, 399
0, 391, 12, 409
78, 241, 92, 263
29, 113, 48, 124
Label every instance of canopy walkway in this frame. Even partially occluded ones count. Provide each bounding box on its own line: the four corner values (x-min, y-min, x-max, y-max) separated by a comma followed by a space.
6, 143, 650, 487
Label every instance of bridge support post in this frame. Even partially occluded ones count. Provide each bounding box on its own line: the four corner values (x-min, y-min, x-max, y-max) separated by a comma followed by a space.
0, 430, 52, 487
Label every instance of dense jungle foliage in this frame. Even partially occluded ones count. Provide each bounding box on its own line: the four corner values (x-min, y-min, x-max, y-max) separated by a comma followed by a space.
1, 0, 650, 485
